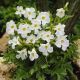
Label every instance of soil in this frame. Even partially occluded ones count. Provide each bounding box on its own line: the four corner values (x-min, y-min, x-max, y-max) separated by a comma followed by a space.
0, 27, 5, 38
73, 63, 80, 80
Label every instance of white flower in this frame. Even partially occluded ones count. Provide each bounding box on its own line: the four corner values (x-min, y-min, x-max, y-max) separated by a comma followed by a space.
21, 34, 27, 38
37, 12, 50, 26
37, 31, 54, 42
8, 36, 20, 49
24, 8, 36, 20
36, 30, 44, 39
28, 48, 39, 61
55, 35, 69, 51
39, 43, 53, 56
15, 6, 25, 16
17, 24, 31, 38
26, 34, 37, 44
56, 8, 65, 18
41, 31, 54, 42
31, 19, 41, 34
6, 20, 17, 35
54, 23, 65, 36
16, 49, 27, 60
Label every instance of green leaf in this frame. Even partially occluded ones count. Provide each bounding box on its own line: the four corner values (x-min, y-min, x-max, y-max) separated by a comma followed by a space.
67, 69, 78, 80
36, 72, 45, 80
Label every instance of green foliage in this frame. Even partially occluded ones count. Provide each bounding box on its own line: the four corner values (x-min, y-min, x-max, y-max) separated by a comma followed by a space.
4, 39, 78, 80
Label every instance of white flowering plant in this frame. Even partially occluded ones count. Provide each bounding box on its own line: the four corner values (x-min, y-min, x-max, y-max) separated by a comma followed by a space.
4, 3, 77, 80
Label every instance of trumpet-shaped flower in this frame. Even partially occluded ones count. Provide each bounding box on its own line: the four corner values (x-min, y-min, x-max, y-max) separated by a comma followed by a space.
54, 23, 65, 36
26, 34, 37, 44
17, 24, 31, 38
6, 20, 17, 35
37, 31, 54, 42
16, 49, 27, 60
28, 48, 39, 61
24, 8, 36, 20
55, 35, 69, 51
8, 36, 20, 49
31, 19, 41, 34
39, 43, 53, 56
41, 31, 54, 42
56, 8, 65, 18
15, 6, 25, 16
37, 12, 50, 26
36, 30, 45, 39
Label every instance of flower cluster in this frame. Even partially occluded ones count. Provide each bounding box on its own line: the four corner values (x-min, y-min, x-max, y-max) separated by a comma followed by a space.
6, 6, 69, 61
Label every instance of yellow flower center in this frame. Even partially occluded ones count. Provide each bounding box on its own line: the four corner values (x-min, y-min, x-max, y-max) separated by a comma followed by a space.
60, 11, 63, 14
34, 24, 38, 27
46, 35, 49, 37
45, 45, 48, 49
61, 40, 64, 43
28, 12, 31, 15
42, 16, 45, 20
22, 28, 26, 31
11, 26, 14, 29
32, 53, 34, 57
58, 27, 60, 30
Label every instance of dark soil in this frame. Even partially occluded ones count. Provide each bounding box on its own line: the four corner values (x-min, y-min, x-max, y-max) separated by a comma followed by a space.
73, 63, 80, 80
0, 27, 5, 38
